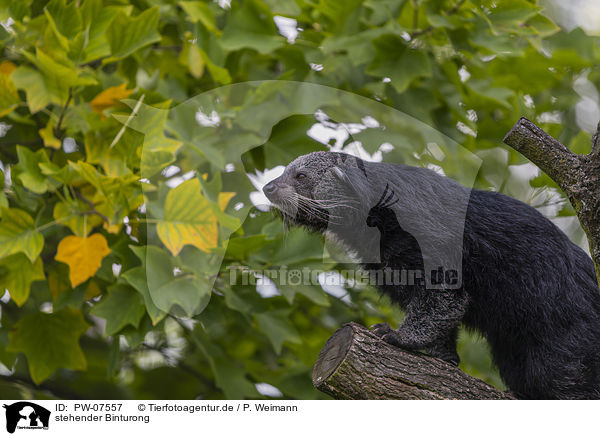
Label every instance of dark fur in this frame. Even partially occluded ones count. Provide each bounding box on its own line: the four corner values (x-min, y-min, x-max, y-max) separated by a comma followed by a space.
263, 151, 600, 399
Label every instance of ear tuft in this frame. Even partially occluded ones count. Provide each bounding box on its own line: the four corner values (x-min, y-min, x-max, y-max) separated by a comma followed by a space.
332, 167, 345, 179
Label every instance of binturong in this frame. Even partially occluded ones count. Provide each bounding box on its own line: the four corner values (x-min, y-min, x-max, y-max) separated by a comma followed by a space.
262, 151, 600, 399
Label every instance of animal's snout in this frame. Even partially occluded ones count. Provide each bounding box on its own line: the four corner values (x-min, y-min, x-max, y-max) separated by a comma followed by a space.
263, 181, 279, 197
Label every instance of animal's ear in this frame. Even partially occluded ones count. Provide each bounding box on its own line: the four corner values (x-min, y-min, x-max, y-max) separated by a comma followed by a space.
330, 164, 366, 198
332, 166, 345, 179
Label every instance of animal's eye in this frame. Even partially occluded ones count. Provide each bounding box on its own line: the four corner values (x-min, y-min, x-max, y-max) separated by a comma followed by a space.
296, 172, 306, 180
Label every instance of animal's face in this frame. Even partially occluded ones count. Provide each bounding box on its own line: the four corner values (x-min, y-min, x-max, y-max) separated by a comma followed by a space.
262, 152, 347, 230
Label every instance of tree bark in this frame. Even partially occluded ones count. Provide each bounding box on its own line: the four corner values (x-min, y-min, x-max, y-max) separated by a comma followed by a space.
312, 323, 515, 400
503, 117, 600, 285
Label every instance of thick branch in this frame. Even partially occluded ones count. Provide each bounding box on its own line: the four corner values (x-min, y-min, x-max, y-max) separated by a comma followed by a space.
313, 323, 514, 400
503, 117, 582, 189
503, 117, 600, 286
592, 121, 600, 157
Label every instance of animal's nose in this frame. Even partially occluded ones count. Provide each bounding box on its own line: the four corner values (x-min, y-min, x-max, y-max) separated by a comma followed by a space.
263, 181, 278, 196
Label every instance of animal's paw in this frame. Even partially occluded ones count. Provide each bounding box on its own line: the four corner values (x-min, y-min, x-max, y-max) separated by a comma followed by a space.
380, 330, 405, 347
423, 346, 460, 366
370, 323, 393, 337
440, 354, 460, 366
370, 324, 405, 347
448, 357, 460, 366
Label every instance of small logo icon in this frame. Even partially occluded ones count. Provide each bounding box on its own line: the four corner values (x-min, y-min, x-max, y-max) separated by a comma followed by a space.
3, 402, 50, 434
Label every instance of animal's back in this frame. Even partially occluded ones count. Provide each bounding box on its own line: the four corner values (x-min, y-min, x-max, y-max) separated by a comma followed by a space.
462, 189, 600, 398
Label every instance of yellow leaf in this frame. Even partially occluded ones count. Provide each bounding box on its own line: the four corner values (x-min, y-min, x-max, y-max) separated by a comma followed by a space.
157, 178, 218, 255
55, 233, 111, 287
90, 83, 134, 115
0, 61, 16, 76
38, 119, 62, 149
103, 221, 121, 234
218, 192, 235, 211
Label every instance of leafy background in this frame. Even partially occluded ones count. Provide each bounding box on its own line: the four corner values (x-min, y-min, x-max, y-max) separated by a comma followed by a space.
0, 0, 598, 399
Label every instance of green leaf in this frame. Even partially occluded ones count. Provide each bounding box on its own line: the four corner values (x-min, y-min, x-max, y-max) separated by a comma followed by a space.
280, 284, 330, 307
45, 0, 82, 39
91, 284, 146, 336
113, 100, 183, 171
106, 7, 162, 60
567, 131, 592, 155
467, 79, 514, 110
316, 0, 362, 31
0, 253, 45, 307
10, 66, 51, 113
0, 73, 20, 117
254, 311, 301, 354
486, 0, 541, 33
15, 145, 51, 194
145, 245, 211, 317
23, 49, 94, 102
322, 28, 388, 66
7, 309, 88, 384
262, 0, 301, 16
221, 0, 285, 54
213, 358, 259, 399
84, 130, 131, 177
223, 286, 252, 313
153, 276, 211, 318
187, 44, 205, 79
157, 178, 223, 255
226, 235, 272, 260
367, 34, 432, 93
0, 208, 44, 263
141, 150, 175, 178
179, 1, 219, 34
80, 0, 120, 62
39, 162, 78, 184
198, 47, 231, 84
121, 266, 167, 325
44, 11, 69, 52
0, 329, 17, 370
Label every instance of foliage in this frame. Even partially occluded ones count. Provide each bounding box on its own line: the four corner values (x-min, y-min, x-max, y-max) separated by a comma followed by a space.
0, 0, 597, 399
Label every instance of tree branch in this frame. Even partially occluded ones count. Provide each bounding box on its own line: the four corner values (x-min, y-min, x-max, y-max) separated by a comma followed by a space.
0, 373, 84, 400
54, 88, 73, 138
313, 323, 515, 400
503, 117, 600, 286
75, 191, 110, 223
592, 120, 600, 158
503, 117, 582, 189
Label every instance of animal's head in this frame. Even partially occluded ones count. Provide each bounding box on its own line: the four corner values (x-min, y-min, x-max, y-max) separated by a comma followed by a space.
262, 151, 367, 231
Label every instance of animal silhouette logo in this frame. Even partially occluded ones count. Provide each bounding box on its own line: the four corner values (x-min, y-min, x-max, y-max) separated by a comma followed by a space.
3, 402, 50, 433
